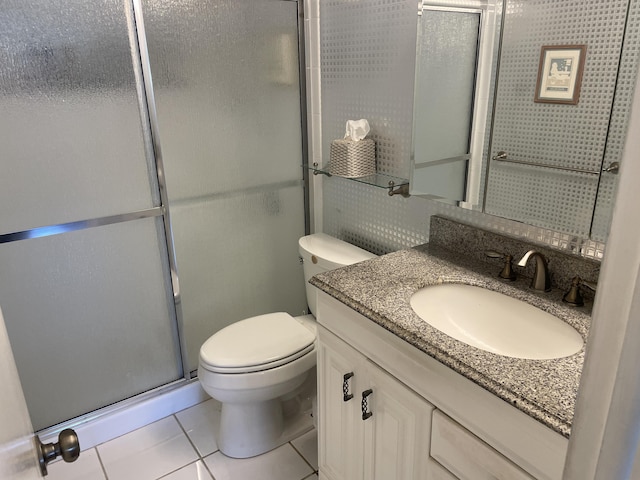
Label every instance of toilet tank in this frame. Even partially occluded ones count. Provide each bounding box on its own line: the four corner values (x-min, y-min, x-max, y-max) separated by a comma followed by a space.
298, 233, 377, 316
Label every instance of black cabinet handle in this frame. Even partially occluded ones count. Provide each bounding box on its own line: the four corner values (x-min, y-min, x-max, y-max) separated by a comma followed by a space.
343, 372, 354, 402
361, 389, 373, 420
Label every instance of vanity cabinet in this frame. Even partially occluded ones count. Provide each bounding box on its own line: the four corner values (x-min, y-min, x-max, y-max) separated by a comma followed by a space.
427, 458, 458, 480
318, 326, 433, 480
316, 290, 569, 480
431, 411, 535, 479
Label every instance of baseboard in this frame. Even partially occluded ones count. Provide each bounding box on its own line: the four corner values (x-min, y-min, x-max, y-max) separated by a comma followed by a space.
39, 379, 209, 450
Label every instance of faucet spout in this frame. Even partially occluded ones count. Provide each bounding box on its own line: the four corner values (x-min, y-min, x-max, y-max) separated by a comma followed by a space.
517, 250, 551, 292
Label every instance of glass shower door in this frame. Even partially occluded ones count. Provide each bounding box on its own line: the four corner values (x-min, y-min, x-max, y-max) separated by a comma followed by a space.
141, 0, 308, 371
0, 0, 182, 430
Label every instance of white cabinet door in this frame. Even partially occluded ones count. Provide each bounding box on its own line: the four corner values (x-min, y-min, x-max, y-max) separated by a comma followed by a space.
319, 325, 434, 480
363, 360, 433, 480
318, 326, 366, 480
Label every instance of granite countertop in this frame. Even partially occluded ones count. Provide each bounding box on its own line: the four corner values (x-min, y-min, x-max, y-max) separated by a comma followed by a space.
310, 243, 592, 438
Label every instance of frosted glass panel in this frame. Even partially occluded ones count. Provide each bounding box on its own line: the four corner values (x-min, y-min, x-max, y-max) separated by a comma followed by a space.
142, 0, 307, 371
0, 218, 181, 430
171, 185, 307, 371
414, 10, 480, 162
143, 0, 303, 200
483, 0, 630, 238
0, 0, 155, 235
411, 10, 480, 199
412, 162, 467, 202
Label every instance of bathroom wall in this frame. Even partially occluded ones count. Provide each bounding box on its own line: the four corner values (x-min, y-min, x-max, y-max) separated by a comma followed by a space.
484, 0, 636, 241
313, 0, 637, 259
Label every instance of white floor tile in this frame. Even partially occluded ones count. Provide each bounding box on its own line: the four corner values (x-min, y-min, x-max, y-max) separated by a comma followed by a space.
204, 443, 313, 480
175, 399, 220, 456
97, 416, 198, 480
47, 447, 106, 480
291, 428, 318, 470
159, 460, 213, 480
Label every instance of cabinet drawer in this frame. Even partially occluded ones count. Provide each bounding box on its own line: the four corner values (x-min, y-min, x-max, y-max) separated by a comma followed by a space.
431, 411, 535, 480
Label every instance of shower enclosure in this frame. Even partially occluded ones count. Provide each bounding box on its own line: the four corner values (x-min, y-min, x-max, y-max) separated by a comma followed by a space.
0, 0, 307, 431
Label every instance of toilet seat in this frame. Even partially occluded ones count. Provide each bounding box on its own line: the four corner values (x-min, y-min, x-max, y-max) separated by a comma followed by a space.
199, 312, 316, 374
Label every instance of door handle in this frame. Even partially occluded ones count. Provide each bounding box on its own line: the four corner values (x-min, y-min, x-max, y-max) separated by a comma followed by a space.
343, 372, 354, 402
361, 389, 373, 420
37, 428, 80, 476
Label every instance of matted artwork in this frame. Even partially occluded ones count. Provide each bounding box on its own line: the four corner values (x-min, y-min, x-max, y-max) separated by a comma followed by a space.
534, 45, 587, 104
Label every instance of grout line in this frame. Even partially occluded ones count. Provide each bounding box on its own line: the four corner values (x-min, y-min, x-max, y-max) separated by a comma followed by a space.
94, 446, 110, 480
155, 459, 202, 480
173, 413, 204, 458
173, 413, 218, 480
289, 439, 316, 475
201, 452, 218, 480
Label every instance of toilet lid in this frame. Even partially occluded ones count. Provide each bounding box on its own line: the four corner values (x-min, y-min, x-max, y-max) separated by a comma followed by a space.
200, 312, 315, 373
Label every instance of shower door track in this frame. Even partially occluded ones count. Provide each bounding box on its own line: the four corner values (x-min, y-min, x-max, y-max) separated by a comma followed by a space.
36, 376, 198, 448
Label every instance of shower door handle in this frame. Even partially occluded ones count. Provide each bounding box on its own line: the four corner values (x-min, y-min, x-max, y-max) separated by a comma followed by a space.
37, 428, 80, 476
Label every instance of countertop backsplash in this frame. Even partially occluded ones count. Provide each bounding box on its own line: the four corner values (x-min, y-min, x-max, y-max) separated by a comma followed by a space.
429, 216, 601, 302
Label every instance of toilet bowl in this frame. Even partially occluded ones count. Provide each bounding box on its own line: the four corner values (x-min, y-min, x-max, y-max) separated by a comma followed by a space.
198, 234, 376, 458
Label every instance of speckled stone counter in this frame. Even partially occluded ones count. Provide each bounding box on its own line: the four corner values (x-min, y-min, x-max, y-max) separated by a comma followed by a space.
310, 244, 592, 438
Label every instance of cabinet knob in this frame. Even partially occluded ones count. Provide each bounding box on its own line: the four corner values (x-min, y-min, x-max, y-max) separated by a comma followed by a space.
343, 372, 354, 402
361, 389, 373, 420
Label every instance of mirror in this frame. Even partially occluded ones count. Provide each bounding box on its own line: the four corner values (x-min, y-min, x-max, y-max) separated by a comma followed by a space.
410, 0, 639, 242
410, 6, 484, 204
411, 1, 500, 206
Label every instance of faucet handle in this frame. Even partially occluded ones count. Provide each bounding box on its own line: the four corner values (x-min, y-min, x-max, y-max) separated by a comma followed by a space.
485, 251, 517, 281
563, 276, 596, 307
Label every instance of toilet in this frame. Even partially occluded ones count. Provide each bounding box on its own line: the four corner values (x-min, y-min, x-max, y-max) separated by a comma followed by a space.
197, 233, 376, 458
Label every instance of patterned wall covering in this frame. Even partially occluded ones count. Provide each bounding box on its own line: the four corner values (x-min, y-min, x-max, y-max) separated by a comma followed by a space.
591, 0, 640, 241
484, 0, 633, 239
318, 0, 637, 259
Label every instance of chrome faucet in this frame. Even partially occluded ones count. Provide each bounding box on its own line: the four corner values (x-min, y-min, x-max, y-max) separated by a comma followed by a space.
517, 250, 551, 292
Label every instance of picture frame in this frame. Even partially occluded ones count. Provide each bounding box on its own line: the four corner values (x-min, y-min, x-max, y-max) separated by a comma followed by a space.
534, 45, 587, 105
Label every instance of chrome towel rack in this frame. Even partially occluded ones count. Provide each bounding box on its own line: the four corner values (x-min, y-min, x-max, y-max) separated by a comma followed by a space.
491, 151, 619, 175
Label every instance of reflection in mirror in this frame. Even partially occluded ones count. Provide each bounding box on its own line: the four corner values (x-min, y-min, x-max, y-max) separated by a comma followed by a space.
411, 0, 640, 243
411, 2, 499, 206
483, 0, 639, 242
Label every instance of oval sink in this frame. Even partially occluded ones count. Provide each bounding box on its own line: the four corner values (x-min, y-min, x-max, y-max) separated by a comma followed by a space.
410, 284, 583, 359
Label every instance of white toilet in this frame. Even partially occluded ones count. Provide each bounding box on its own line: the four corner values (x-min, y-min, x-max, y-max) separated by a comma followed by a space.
198, 233, 376, 458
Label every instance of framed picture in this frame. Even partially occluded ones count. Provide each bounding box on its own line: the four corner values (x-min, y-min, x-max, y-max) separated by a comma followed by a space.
534, 45, 587, 105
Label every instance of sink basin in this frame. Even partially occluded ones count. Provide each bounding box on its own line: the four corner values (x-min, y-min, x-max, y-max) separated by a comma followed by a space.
410, 284, 583, 359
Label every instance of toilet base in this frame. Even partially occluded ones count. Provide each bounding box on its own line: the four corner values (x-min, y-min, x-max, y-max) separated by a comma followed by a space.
216, 370, 316, 459
218, 399, 283, 458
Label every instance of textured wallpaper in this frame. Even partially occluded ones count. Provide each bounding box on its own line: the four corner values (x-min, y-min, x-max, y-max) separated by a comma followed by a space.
318, 0, 638, 258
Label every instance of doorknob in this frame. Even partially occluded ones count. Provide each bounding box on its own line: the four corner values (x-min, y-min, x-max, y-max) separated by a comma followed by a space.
36, 428, 80, 476
602, 162, 619, 174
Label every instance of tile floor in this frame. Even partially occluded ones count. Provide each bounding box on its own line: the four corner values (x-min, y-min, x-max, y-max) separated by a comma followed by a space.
47, 399, 318, 480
